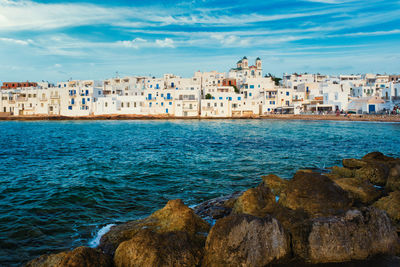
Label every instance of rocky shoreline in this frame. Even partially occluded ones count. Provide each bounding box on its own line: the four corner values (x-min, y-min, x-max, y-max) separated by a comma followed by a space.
25, 152, 400, 267
1, 114, 400, 122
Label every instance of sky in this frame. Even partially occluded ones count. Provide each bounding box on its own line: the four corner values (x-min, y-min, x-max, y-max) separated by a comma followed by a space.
0, 0, 399, 82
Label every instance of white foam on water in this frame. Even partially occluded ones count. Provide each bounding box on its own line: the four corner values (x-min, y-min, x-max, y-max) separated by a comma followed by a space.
88, 224, 115, 248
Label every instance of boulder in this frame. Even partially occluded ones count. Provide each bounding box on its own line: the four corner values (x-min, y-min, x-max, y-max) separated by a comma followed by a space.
362, 152, 396, 162
193, 191, 242, 221
354, 163, 389, 186
233, 184, 275, 217
114, 229, 203, 267
374, 191, 400, 224
331, 166, 355, 178
334, 178, 381, 204
99, 199, 209, 255
342, 158, 368, 169
292, 207, 398, 263
261, 174, 288, 196
203, 214, 290, 267
279, 171, 352, 217
386, 163, 400, 192
25, 247, 112, 267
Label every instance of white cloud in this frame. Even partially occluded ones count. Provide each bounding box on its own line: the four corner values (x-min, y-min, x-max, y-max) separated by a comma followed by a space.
304, 0, 348, 3
0, 37, 33, 45
0, 0, 130, 31
116, 38, 175, 49
328, 29, 400, 38
117, 38, 148, 49
54, 64, 62, 68
155, 38, 175, 48
211, 34, 250, 47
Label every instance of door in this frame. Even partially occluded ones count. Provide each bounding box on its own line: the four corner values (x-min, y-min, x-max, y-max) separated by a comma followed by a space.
368, 104, 375, 113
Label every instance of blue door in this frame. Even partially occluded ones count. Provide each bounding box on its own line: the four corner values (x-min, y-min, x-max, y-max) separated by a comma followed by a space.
166, 108, 168, 114
148, 93, 152, 100
368, 104, 375, 113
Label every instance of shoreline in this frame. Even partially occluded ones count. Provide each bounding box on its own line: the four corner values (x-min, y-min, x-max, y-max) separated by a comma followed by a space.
24, 152, 400, 266
1, 114, 400, 122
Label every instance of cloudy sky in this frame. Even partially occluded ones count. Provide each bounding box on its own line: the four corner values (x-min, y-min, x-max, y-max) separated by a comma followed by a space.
0, 0, 399, 82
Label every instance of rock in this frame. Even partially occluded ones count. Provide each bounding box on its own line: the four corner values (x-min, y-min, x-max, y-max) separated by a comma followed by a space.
203, 214, 290, 267
25, 247, 112, 267
114, 229, 203, 267
99, 199, 209, 255
342, 158, 368, 169
362, 152, 395, 162
261, 174, 288, 196
374, 191, 400, 224
386, 163, 400, 192
323, 173, 341, 180
292, 207, 398, 263
193, 191, 242, 221
334, 178, 381, 204
233, 184, 275, 217
279, 171, 352, 217
331, 166, 355, 178
354, 163, 389, 186
268, 203, 309, 234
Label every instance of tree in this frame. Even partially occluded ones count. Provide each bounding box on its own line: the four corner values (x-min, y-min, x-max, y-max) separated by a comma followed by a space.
205, 93, 213, 99
264, 73, 282, 86
232, 85, 240, 94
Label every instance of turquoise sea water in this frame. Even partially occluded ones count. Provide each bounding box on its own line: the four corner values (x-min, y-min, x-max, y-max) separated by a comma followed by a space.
0, 119, 399, 266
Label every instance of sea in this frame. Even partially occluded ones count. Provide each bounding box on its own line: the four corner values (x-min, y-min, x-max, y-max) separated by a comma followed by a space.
0, 119, 399, 266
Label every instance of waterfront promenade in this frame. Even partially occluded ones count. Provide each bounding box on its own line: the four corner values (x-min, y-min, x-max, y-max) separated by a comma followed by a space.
1, 114, 400, 122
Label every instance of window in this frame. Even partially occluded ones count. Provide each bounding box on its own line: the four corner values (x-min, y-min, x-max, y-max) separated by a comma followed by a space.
220, 103, 223, 107
238, 97, 241, 100
249, 93, 252, 96
286, 92, 289, 96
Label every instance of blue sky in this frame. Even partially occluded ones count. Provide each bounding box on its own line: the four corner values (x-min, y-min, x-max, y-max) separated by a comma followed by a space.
0, 0, 399, 82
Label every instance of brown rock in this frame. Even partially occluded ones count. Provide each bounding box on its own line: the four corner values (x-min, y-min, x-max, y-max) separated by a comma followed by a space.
374, 191, 400, 223
334, 178, 381, 204
331, 166, 355, 178
293, 207, 398, 263
386, 163, 400, 192
114, 229, 203, 267
233, 184, 275, 217
279, 171, 352, 217
25, 247, 112, 267
362, 152, 395, 162
203, 214, 290, 267
261, 174, 288, 196
354, 163, 389, 185
342, 158, 368, 169
99, 199, 209, 255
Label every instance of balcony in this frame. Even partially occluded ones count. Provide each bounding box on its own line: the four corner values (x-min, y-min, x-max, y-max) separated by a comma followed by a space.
50, 95, 60, 99
16, 97, 27, 101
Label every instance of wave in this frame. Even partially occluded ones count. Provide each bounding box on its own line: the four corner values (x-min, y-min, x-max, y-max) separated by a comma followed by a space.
88, 224, 115, 248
